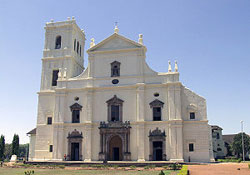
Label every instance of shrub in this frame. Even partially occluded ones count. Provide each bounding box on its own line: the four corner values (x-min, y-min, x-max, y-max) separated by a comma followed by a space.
218, 158, 241, 163
24, 170, 34, 175
169, 163, 182, 170
162, 165, 169, 169
177, 165, 188, 175
112, 165, 118, 169
58, 165, 65, 169
130, 165, 136, 169
248, 163, 250, 169
159, 170, 165, 175
91, 164, 107, 168
144, 165, 155, 169
80, 164, 89, 168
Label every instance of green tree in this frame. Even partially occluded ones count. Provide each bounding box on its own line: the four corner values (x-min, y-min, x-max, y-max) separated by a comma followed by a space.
232, 132, 250, 158
12, 134, 19, 156
0, 135, 5, 160
4, 144, 12, 160
19, 144, 29, 158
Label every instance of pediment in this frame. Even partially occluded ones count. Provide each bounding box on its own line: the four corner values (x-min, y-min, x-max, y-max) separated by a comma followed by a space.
149, 99, 164, 108
70, 103, 82, 111
87, 33, 144, 52
106, 95, 124, 104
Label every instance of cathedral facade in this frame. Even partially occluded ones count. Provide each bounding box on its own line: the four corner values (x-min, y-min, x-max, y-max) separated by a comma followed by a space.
28, 18, 214, 162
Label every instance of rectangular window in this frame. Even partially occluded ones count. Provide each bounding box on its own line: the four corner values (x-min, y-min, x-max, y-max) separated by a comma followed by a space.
190, 112, 195, 119
52, 70, 59, 86
49, 145, 53, 152
47, 117, 52, 125
153, 107, 161, 121
72, 110, 80, 123
111, 105, 119, 121
189, 143, 194, 152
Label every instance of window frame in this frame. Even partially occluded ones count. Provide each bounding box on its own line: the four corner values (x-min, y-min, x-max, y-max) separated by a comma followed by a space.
149, 99, 164, 121
72, 109, 80, 123
55, 36, 62, 49
49, 145, 53, 152
111, 61, 121, 77
106, 95, 124, 122
47, 117, 52, 125
190, 112, 195, 120
189, 143, 194, 152
70, 103, 83, 124
52, 69, 59, 86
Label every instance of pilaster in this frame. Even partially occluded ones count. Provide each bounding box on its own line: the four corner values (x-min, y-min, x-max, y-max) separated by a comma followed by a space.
169, 120, 184, 162
137, 122, 145, 161
84, 124, 92, 162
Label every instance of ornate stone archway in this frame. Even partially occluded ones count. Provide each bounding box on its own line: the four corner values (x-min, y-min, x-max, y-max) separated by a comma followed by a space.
67, 129, 83, 161
149, 127, 166, 161
99, 121, 131, 161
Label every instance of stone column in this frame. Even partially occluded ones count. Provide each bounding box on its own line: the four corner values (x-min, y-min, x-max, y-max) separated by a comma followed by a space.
84, 124, 92, 162
137, 123, 145, 161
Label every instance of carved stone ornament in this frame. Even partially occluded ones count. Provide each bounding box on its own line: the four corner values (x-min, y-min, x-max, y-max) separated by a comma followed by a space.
149, 99, 164, 108
149, 127, 166, 137
99, 121, 131, 129
67, 129, 83, 139
70, 103, 83, 111
187, 103, 197, 111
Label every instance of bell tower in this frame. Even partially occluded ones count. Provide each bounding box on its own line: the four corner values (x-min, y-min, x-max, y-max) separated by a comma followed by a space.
40, 17, 85, 90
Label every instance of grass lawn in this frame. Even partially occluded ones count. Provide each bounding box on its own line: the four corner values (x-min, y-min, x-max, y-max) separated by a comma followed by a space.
0, 168, 176, 175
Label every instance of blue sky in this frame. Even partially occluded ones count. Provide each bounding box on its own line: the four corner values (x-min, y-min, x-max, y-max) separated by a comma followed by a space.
0, 0, 249, 144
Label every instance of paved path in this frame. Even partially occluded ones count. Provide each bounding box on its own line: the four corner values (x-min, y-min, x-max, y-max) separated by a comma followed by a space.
188, 163, 250, 175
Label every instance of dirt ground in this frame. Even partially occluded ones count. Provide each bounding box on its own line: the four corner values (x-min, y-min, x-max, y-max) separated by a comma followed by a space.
188, 163, 250, 175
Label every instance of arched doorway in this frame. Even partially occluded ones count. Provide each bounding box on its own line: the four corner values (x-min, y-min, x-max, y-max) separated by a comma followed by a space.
108, 135, 123, 161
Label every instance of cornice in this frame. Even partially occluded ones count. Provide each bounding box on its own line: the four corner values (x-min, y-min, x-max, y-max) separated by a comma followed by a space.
87, 47, 145, 54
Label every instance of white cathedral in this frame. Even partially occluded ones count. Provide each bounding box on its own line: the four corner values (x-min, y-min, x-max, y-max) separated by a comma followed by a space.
27, 18, 214, 162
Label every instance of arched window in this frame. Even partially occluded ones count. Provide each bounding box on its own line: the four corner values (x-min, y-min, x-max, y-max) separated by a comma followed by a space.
149, 99, 164, 121
70, 103, 82, 123
80, 45, 81, 56
77, 41, 79, 54
74, 39, 76, 51
111, 61, 121, 77
55, 36, 61, 49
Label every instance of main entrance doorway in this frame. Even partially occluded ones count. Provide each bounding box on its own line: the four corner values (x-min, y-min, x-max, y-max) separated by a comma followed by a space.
153, 141, 163, 161
108, 135, 122, 161
71, 143, 80, 161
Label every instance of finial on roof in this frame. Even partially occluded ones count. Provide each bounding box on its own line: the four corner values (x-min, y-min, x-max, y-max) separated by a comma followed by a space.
168, 61, 172, 72
175, 61, 178, 72
138, 34, 143, 45
114, 22, 119, 34
81, 29, 85, 34
72, 16, 75, 20
90, 38, 95, 47
50, 19, 54, 23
